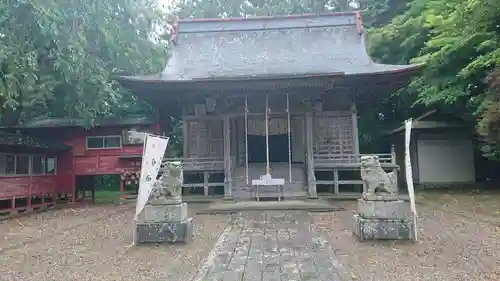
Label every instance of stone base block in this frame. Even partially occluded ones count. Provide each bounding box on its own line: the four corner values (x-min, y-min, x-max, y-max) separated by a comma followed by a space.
357, 199, 411, 219
362, 193, 403, 201
144, 203, 188, 222
352, 214, 415, 241
136, 218, 193, 243
148, 196, 182, 205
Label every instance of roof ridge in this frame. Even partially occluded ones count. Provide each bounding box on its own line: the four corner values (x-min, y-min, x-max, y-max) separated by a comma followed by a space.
176, 11, 359, 23
175, 12, 360, 34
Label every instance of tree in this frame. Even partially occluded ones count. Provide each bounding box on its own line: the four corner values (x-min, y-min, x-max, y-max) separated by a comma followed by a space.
367, 0, 500, 158
478, 69, 500, 159
0, 0, 168, 126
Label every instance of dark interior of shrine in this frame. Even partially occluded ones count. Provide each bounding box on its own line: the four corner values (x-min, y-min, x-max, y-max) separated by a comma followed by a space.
247, 134, 290, 163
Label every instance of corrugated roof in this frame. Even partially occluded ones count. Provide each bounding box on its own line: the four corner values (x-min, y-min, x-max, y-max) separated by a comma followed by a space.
388, 111, 469, 135
2, 116, 155, 129
119, 12, 421, 83
0, 131, 71, 151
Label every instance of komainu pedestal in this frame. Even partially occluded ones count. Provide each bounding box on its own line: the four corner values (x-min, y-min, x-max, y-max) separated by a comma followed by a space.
352, 155, 415, 241
136, 162, 193, 244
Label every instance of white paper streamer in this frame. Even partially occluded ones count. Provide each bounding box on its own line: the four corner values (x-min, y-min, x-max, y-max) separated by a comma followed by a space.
134, 134, 169, 220
404, 119, 418, 242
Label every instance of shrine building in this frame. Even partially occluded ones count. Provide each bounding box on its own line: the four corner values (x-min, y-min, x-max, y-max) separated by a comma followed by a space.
118, 12, 422, 200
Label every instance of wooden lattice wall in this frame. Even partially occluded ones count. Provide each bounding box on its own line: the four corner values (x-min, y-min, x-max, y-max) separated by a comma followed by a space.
185, 119, 223, 158
313, 112, 354, 156
182, 94, 356, 161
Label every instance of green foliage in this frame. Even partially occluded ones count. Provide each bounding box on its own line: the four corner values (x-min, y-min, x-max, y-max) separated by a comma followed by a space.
0, 0, 168, 126
95, 174, 121, 191
367, 0, 500, 158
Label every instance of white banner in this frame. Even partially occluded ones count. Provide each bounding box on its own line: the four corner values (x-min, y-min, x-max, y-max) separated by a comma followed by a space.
134, 134, 169, 220
404, 119, 418, 241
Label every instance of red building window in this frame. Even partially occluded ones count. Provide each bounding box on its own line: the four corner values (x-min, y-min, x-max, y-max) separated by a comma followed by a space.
86, 136, 122, 149
16, 155, 30, 175
46, 157, 56, 174
32, 156, 57, 175
0, 154, 57, 176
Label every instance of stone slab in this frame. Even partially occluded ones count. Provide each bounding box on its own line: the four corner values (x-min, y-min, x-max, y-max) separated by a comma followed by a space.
357, 199, 411, 219
352, 214, 415, 241
144, 203, 188, 222
362, 193, 403, 201
136, 218, 193, 243
192, 212, 350, 281
198, 200, 344, 214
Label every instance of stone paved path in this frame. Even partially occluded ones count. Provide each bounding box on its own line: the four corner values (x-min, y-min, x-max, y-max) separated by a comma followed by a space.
193, 211, 349, 281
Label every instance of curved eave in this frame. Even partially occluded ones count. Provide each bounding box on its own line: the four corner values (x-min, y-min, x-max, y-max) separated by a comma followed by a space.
117, 64, 423, 97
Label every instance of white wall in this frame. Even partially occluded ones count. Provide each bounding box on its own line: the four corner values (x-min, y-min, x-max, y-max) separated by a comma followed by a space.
416, 136, 475, 184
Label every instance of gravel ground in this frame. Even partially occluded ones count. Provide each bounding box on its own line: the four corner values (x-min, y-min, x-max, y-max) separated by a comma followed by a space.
311, 191, 500, 281
0, 203, 229, 281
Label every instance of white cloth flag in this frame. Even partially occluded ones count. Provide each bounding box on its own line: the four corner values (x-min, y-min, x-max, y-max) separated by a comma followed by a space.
404, 119, 418, 241
134, 134, 169, 220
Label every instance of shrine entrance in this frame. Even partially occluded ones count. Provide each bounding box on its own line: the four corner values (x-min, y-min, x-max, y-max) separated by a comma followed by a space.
247, 133, 290, 163
246, 116, 291, 165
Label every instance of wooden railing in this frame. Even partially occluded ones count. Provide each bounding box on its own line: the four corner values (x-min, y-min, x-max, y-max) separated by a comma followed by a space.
161, 157, 225, 171
313, 153, 396, 167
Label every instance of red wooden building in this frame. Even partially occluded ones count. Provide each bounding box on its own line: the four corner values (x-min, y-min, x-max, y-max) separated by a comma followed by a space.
0, 116, 158, 215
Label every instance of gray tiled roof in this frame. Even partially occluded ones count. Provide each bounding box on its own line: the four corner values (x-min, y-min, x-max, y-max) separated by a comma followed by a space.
162, 27, 414, 80
155, 13, 419, 81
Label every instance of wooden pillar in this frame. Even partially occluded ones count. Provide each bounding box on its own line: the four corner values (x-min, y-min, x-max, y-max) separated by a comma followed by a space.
203, 171, 209, 196
265, 95, 270, 175
119, 179, 124, 197
91, 186, 96, 203
351, 101, 360, 155
223, 116, 232, 198
28, 173, 33, 209
244, 96, 249, 185
183, 119, 189, 158
305, 110, 317, 198
286, 93, 292, 182
71, 158, 76, 204
391, 144, 399, 192
333, 168, 339, 194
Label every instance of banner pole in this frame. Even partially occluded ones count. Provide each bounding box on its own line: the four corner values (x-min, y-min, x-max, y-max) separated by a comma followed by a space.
133, 134, 150, 247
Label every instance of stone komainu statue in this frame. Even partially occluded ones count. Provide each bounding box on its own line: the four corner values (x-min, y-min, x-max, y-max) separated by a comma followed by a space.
148, 161, 183, 201
360, 155, 397, 195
